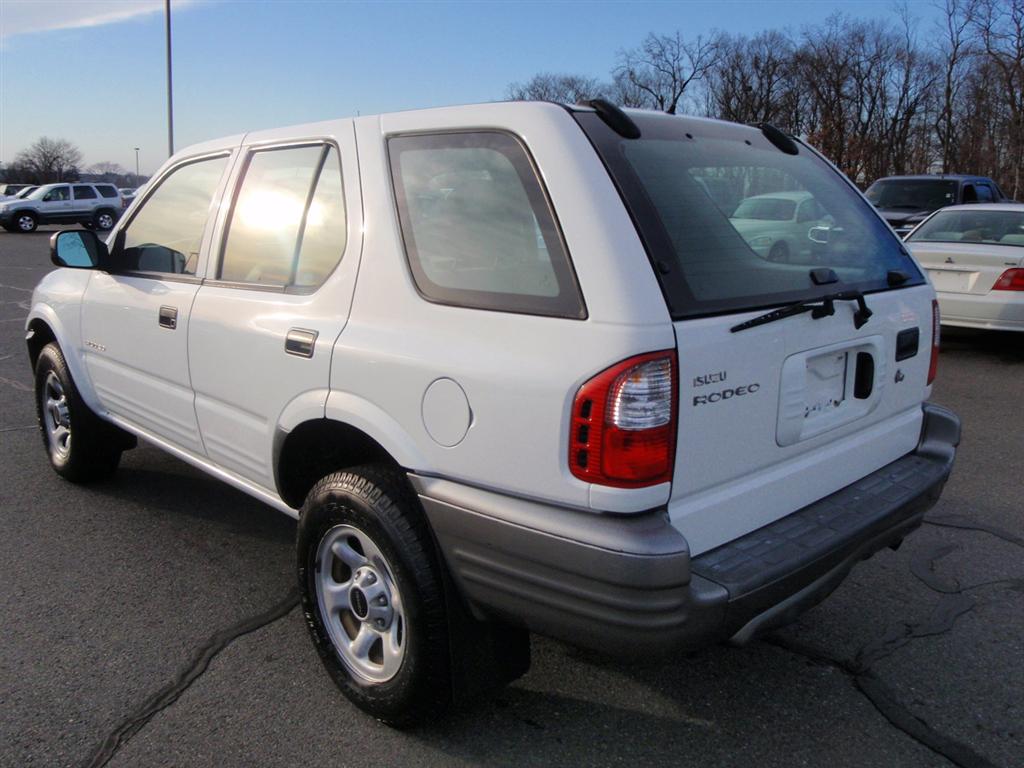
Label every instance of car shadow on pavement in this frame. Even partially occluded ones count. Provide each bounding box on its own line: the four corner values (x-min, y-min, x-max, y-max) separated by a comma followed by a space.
941, 327, 1024, 362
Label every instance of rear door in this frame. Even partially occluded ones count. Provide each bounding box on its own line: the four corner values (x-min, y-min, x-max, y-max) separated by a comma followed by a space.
187, 127, 361, 490
71, 185, 97, 218
575, 110, 935, 555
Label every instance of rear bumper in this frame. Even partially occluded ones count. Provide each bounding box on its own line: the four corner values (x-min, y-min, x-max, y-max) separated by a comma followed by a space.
412, 403, 960, 654
937, 290, 1024, 332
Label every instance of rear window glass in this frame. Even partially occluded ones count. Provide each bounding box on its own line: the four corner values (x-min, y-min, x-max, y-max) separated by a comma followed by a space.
576, 112, 923, 318
908, 210, 1024, 246
388, 131, 585, 318
95, 185, 119, 198
73, 185, 97, 200
864, 179, 957, 210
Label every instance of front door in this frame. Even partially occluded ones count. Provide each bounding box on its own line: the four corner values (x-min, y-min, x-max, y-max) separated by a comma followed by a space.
80, 153, 234, 454
38, 185, 72, 223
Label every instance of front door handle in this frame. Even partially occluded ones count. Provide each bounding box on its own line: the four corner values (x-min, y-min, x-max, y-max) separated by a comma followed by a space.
285, 328, 318, 358
158, 305, 178, 329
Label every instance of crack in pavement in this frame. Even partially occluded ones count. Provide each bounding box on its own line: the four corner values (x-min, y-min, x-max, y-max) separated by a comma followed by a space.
82, 588, 300, 768
766, 533, 1023, 768
925, 514, 1024, 548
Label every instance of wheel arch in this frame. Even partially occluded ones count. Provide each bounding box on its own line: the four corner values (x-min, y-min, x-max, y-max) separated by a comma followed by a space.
25, 307, 103, 412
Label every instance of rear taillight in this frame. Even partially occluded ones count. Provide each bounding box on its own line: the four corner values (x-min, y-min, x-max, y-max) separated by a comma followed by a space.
928, 299, 940, 385
993, 268, 1024, 291
569, 351, 677, 488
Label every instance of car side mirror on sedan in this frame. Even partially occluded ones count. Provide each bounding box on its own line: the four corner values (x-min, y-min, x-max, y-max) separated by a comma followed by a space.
50, 229, 108, 269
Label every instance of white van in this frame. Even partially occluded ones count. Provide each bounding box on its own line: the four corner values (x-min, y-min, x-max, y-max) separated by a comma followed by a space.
27, 100, 959, 725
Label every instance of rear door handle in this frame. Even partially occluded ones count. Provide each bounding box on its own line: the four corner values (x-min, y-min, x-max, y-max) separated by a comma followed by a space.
285, 328, 318, 358
158, 305, 178, 329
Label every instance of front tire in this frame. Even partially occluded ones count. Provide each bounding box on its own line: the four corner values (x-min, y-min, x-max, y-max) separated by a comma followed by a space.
34, 343, 126, 482
14, 211, 37, 233
297, 464, 453, 726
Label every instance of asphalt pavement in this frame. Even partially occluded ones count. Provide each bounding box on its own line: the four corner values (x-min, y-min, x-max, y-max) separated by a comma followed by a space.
1, 228, 1021, 768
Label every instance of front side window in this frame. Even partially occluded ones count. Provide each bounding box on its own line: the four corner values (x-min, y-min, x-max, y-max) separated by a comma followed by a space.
43, 186, 69, 202
219, 144, 345, 288
73, 185, 97, 200
116, 155, 229, 275
908, 209, 1024, 246
576, 112, 923, 318
388, 132, 584, 318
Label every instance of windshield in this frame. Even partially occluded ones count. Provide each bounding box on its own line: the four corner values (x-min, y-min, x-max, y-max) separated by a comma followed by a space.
908, 209, 1024, 247
865, 179, 958, 210
732, 197, 796, 221
574, 111, 923, 318
25, 187, 51, 200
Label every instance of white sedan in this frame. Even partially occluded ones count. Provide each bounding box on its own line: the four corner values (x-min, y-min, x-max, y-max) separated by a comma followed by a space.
906, 203, 1024, 331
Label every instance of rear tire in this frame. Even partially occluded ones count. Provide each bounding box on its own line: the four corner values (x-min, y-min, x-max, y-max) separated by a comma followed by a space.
297, 464, 453, 726
93, 209, 116, 231
34, 343, 128, 483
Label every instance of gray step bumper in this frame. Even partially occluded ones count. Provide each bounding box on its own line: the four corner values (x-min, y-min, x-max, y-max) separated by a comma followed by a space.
411, 403, 960, 654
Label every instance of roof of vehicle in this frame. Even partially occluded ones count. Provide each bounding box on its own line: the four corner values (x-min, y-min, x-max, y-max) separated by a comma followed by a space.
923, 202, 1024, 213
738, 191, 813, 202
869, 174, 996, 183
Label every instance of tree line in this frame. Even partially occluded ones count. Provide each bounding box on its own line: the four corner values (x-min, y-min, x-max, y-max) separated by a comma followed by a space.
0, 137, 144, 188
507, 0, 1023, 198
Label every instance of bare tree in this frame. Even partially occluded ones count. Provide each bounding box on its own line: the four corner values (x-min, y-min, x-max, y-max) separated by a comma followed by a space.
708, 31, 799, 129
13, 137, 83, 183
614, 31, 722, 114
506, 73, 607, 104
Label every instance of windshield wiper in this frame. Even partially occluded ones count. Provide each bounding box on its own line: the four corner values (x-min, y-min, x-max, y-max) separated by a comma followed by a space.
731, 290, 873, 333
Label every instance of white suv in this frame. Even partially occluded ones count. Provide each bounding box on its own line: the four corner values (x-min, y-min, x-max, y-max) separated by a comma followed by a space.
0, 182, 121, 232
27, 101, 959, 725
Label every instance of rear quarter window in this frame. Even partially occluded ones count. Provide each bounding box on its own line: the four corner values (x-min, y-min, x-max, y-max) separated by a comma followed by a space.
387, 131, 585, 319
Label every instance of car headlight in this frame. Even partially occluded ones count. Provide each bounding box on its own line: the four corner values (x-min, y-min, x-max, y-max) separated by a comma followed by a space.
748, 235, 773, 247
0, 204, 9, 213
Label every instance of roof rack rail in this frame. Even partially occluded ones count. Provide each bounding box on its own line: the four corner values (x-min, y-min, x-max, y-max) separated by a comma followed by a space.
757, 123, 799, 155
581, 99, 641, 140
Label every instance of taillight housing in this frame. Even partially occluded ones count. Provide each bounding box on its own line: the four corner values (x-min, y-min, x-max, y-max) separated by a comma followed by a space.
993, 268, 1024, 291
928, 299, 940, 385
569, 351, 677, 488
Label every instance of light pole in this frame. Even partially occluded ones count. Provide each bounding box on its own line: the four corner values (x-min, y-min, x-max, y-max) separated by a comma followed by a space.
165, 0, 174, 157
134, 147, 140, 184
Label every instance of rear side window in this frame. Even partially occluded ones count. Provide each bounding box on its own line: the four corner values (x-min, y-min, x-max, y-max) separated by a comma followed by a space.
73, 185, 97, 200
95, 185, 119, 198
388, 132, 584, 318
219, 144, 345, 289
117, 155, 229, 275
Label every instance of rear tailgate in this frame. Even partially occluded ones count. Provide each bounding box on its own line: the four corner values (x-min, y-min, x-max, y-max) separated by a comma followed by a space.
669, 284, 934, 555
911, 242, 1024, 294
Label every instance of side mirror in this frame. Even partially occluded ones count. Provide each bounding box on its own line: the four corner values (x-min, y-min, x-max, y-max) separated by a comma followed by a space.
50, 229, 107, 269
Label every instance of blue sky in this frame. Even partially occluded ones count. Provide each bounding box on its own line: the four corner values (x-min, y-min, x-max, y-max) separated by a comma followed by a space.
1, 0, 945, 175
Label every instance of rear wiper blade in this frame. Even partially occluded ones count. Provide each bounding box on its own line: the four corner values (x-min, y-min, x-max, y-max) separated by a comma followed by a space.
731, 290, 873, 333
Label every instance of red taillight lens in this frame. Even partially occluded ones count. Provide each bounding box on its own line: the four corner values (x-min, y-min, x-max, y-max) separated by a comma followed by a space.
993, 268, 1024, 291
928, 299, 940, 385
569, 351, 677, 488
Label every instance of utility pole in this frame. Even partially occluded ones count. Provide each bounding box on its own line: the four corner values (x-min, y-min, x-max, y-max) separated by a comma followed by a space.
165, 0, 174, 157
134, 147, 140, 183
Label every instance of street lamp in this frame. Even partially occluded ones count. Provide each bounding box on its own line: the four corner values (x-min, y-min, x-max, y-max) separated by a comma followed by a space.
134, 147, 140, 184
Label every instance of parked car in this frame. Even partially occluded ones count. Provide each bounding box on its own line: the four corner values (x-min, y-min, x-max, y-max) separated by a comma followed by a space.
9, 185, 38, 199
0, 182, 122, 232
906, 203, 1024, 331
27, 100, 959, 725
729, 190, 830, 262
0, 183, 31, 198
865, 174, 1009, 238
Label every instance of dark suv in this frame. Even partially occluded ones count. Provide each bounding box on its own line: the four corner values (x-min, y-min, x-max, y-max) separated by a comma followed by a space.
865, 175, 1008, 237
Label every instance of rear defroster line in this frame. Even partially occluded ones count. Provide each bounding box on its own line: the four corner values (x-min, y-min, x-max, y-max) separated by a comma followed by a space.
82, 588, 300, 768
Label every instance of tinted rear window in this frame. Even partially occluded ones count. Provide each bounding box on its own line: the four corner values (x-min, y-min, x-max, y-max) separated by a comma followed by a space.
908, 209, 1024, 246
864, 179, 957, 210
575, 111, 923, 319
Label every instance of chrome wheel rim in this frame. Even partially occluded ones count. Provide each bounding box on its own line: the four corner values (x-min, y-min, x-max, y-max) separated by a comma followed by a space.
315, 524, 406, 683
17, 215, 35, 231
97, 213, 114, 229
41, 371, 71, 459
